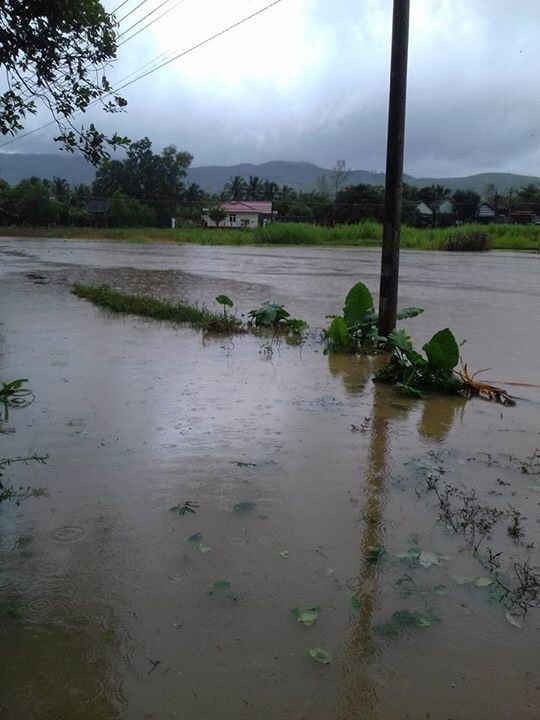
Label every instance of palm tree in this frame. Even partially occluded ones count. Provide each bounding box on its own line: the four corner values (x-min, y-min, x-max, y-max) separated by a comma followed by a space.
262, 180, 279, 201
247, 175, 263, 200
224, 176, 247, 200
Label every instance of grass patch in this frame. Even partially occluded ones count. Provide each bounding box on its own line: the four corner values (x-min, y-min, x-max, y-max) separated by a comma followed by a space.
439, 231, 491, 251
72, 284, 244, 333
3, 222, 540, 251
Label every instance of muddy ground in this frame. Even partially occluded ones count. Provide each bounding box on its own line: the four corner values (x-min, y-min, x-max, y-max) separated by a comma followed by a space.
1, 238, 540, 719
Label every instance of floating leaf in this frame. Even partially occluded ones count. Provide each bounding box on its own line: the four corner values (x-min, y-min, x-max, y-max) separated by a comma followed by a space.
187, 532, 202, 542
309, 648, 332, 664
279, 550, 289, 559
233, 501, 256, 513
343, 282, 374, 328
199, 544, 212, 554
474, 577, 494, 588
351, 594, 361, 611
433, 584, 448, 596
505, 611, 523, 629
396, 307, 424, 320
170, 501, 198, 516
366, 544, 386, 565
209, 580, 231, 594
397, 548, 421, 563
419, 551, 441, 568
291, 606, 320, 626
392, 610, 419, 626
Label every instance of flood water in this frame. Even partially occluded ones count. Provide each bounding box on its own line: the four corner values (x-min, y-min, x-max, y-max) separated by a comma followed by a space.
1, 237, 540, 719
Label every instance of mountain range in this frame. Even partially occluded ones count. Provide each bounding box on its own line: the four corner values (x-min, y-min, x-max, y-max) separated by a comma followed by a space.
1, 153, 539, 195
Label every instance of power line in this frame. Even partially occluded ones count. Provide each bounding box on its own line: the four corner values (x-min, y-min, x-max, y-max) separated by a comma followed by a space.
117, 0, 182, 41
113, 0, 285, 94
116, 0, 153, 24
0, 0, 286, 150
109, 0, 133, 15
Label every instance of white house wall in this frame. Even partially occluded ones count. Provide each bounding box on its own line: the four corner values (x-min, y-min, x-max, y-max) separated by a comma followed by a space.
202, 212, 260, 228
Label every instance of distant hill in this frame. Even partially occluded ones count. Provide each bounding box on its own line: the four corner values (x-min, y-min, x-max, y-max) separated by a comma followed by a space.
1, 153, 539, 195
0, 153, 95, 186
186, 162, 540, 195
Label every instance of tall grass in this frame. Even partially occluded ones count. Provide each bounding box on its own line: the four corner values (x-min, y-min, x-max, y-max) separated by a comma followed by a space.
3, 221, 540, 250
72, 284, 244, 333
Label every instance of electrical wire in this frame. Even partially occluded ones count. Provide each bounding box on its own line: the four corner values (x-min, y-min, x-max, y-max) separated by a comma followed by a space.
0, 0, 286, 150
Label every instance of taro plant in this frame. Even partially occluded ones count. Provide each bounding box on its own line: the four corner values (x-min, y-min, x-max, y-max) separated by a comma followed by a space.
248, 301, 307, 335
324, 281, 423, 353
215, 294, 234, 318
375, 327, 464, 397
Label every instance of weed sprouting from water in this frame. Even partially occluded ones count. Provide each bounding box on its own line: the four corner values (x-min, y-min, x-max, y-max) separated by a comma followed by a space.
72, 284, 244, 333
1, 379, 34, 420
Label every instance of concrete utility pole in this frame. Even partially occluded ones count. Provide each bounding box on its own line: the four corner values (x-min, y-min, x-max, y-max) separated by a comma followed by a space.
378, 0, 410, 336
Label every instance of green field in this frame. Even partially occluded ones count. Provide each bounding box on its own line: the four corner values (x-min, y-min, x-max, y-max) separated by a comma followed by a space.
2, 221, 540, 251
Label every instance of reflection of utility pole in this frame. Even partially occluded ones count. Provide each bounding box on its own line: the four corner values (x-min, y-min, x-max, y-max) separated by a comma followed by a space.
378, 0, 410, 336
337, 380, 388, 720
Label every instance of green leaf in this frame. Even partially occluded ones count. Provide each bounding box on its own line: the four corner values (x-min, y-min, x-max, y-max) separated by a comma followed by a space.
374, 622, 400, 637
351, 594, 362, 611
199, 544, 212, 553
388, 329, 414, 352
366, 544, 386, 564
233, 501, 256, 513
291, 606, 320, 626
327, 316, 351, 351
423, 328, 459, 370
309, 648, 332, 664
279, 550, 289, 559
419, 551, 442, 568
215, 294, 233, 307
474, 576, 494, 588
343, 282, 374, 328
209, 580, 231, 594
392, 610, 419, 626
396, 307, 424, 320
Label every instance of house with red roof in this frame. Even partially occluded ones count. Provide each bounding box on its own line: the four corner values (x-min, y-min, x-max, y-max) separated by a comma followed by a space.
202, 200, 275, 228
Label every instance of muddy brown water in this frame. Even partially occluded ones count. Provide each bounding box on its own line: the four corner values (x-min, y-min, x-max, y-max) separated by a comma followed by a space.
1, 238, 540, 719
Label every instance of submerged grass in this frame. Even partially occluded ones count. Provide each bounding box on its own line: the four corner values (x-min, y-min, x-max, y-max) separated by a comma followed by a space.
3, 221, 540, 250
72, 284, 244, 333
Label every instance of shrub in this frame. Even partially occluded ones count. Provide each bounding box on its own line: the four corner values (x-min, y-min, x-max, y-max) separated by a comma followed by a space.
440, 231, 491, 252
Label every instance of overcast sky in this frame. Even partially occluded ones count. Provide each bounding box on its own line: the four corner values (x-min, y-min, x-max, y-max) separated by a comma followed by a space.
5, 0, 540, 176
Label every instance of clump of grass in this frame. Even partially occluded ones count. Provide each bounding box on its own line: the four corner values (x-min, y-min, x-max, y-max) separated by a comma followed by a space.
439, 231, 491, 252
72, 284, 244, 333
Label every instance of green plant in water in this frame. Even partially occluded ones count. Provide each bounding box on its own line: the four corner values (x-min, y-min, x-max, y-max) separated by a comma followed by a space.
324, 281, 423, 353
375, 327, 464, 397
248, 301, 307, 335
215, 294, 233, 317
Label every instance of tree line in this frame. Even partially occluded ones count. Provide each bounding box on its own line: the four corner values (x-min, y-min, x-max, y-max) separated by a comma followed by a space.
1, 140, 539, 228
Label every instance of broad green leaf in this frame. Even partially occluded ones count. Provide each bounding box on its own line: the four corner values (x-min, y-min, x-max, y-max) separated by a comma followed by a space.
343, 282, 374, 328
279, 550, 289, 559
199, 544, 212, 553
291, 606, 320, 626
215, 294, 233, 307
392, 610, 419, 626
396, 307, 424, 320
423, 328, 459, 370
327, 316, 350, 350
374, 622, 400, 637
309, 648, 332, 664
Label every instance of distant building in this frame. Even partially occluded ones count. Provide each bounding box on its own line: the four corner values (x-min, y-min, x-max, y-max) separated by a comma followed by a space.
415, 201, 433, 227
477, 202, 496, 223
510, 209, 536, 224
202, 201, 275, 228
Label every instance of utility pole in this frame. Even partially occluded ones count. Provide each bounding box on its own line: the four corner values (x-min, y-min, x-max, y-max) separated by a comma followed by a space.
378, 0, 410, 336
